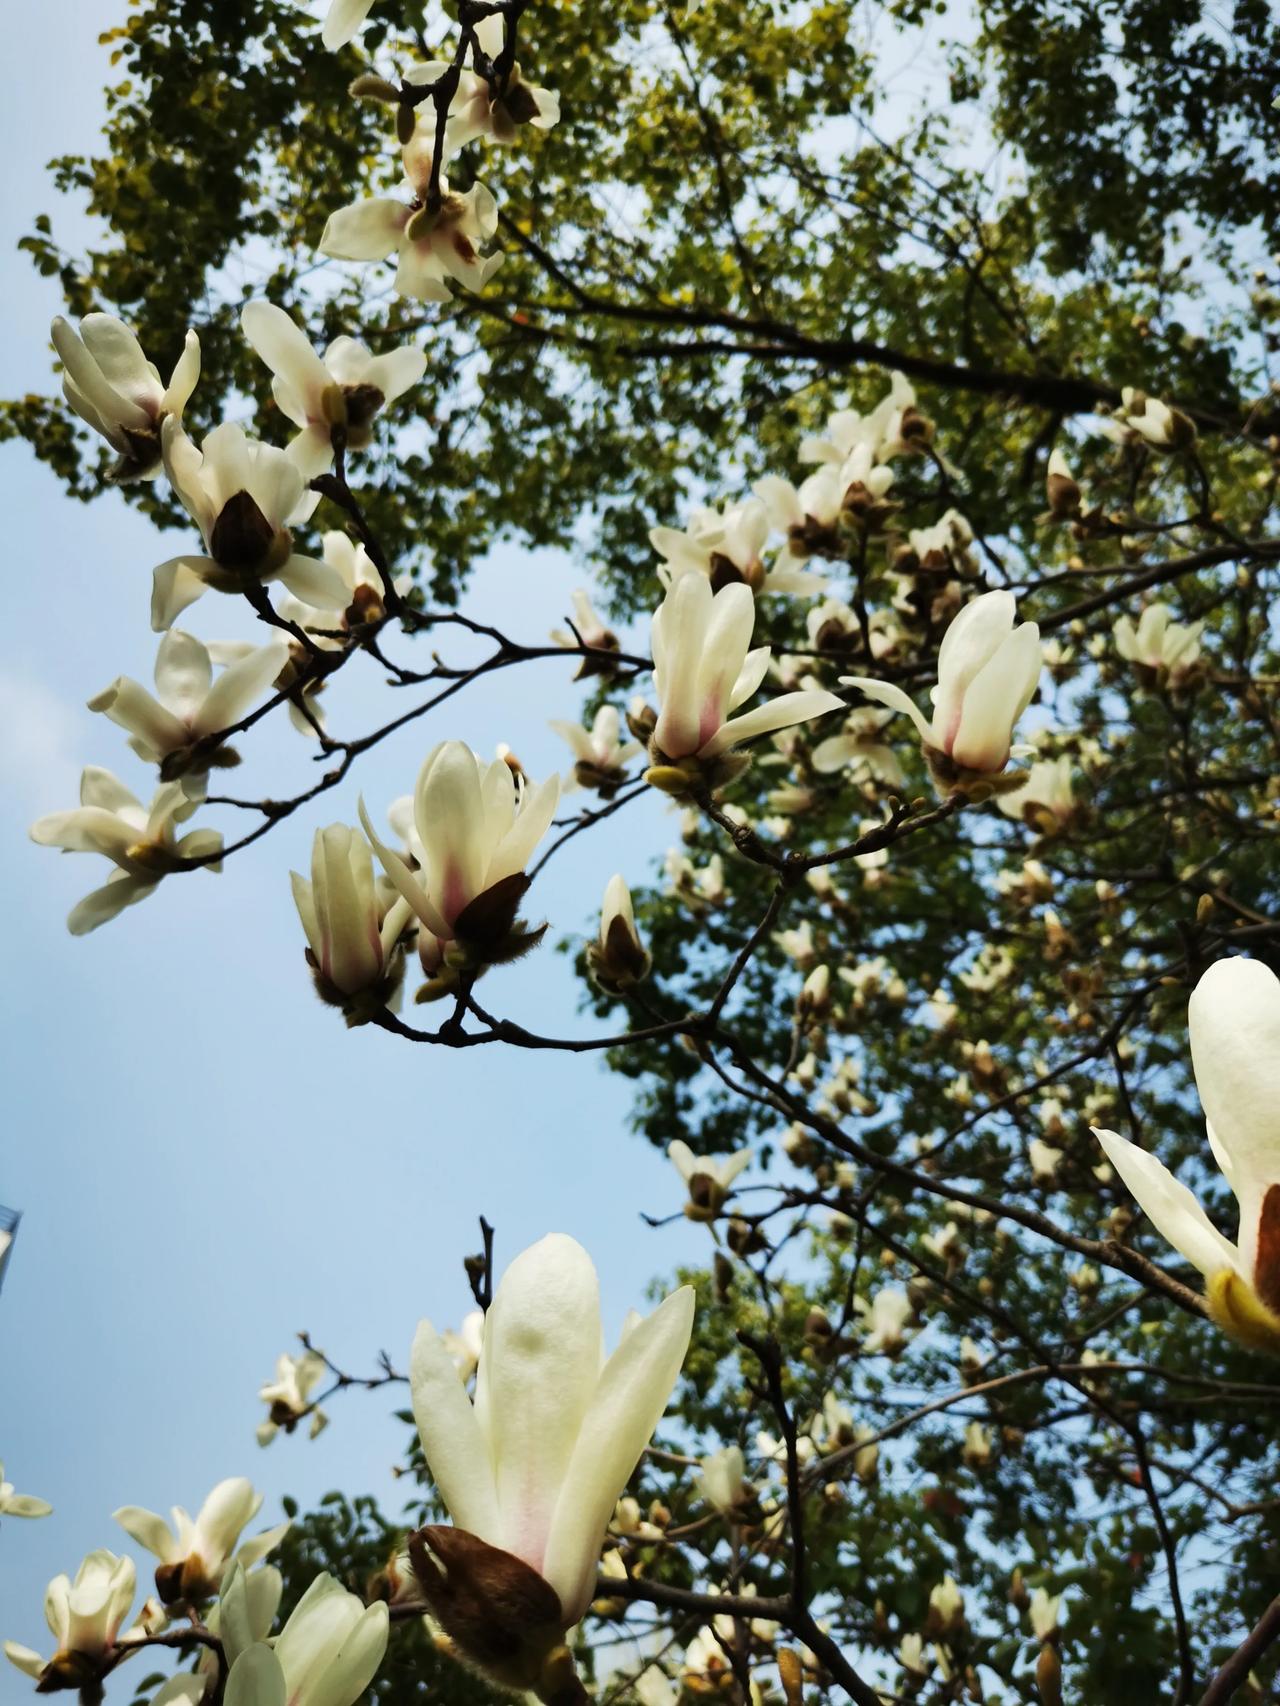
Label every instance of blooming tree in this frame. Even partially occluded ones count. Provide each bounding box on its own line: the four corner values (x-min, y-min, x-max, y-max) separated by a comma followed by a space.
7, 0, 1280, 1703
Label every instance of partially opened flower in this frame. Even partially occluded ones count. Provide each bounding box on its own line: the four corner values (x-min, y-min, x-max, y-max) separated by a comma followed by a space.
407, 17, 560, 149
30, 768, 222, 934
153, 421, 348, 630
319, 135, 502, 302
1114, 603, 1203, 685
0, 1464, 51, 1520
88, 631, 288, 787
589, 874, 651, 992
549, 706, 640, 794
5, 1550, 135, 1691
206, 1561, 284, 1676
291, 824, 413, 1017
360, 740, 559, 977
811, 707, 906, 789
668, 1139, 751, 1221
1094, 956, 1280, 1354
651, 497, 823, 597
697, 1446, 749, 1514
240, 302, 425, 479
843, 590, 1041, 792
51, 312, 199, 482
647, 576, 842, 793
406, 1234, 694, 1689
220, 1578, 387, 1706
113, 1479, 288, 1606
799, 372, 927, 465
549, 589, 619, 672
754, 466, 849, 571
256, 1349, 329, 1446
861, 1286, 914, 1355
995, 754, 1076, 833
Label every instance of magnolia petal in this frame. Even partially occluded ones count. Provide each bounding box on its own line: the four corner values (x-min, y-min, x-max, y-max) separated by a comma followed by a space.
235, 1521, 290, 1572
225, 1643, 286, 1706
652, 573, 712, 758
727, 645, 772, 713
274, 555, 352, 610
154, 629, 213, 720
362, 343, 426, 402
112, 1505, 177, 1561
87, 677, 188, 756
1093, 1127, 1241, 1282
480, 1234, 605, 1576
699, 689, 844, 759
67, 875, 158, 936
415, 743, 489, 924
152, 559, 214, 632
4, 1643, 45, 1680
241, 302, 333, 422
285, 427, 336, 483
320, 199, 406, 263
667, 1139, 696, 1183
305, 1602, 388, 1706
3, 1495, 52, 1518
410, 1320, 503, 1542
932, 590, 1016, 745
195, 640, 289, 737
163, 330, 202, 418
51, 317, 151, 430
840, 677, 933, 747
542, 1284, 696, 1624
357, 797, 451, 940
321, 0, 376, 48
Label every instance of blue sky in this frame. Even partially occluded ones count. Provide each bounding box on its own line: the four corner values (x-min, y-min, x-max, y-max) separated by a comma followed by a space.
0, 3, 706, 1681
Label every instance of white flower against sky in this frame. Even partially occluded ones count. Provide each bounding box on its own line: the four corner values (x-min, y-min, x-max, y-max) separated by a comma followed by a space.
291, 824, 413, 1004
114, 1478, 288, 1604
51, 312, 199, 482
29, 767, 221, 934
5, 1550, 135, 1687
0, 1464, 51, 1520
668, 1139, 752, 1220
240, 301, 425, 479
257, 1349, 329, 1446
406, 16, 560, 148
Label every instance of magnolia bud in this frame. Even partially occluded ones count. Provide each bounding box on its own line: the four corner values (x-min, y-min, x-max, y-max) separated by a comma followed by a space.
1036, 1643, 1063, 1706
1045, 449, 1081, 520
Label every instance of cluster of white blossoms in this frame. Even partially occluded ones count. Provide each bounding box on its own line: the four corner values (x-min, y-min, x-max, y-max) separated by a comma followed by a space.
5, 1237, 692, 1706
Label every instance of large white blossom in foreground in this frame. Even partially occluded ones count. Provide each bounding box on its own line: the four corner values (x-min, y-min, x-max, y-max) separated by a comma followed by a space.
113, 1478, 288, 1604
407, 1234, 694, 1682
240, 301, 425, 479
51, 312, 199, 482
361, 741, 559, 956
843, 590, 1041, 780
319, 135, 502, 302
153, 422, 348, 630
5, 1550, 135, 1687
88, 631, 288, 782
406, 16, 560, 149
1095, 956, 1280, 1352
292, 824, 413, 1005
0, 1464, 51, 1520
29, 769, 222, 934
649, 576, 843, 766
221, 1576, 387, 1706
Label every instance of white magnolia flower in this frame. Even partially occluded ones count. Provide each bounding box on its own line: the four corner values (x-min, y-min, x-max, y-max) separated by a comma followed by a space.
549, 705, 640, 790
634, 1664, 679, 1706
292, 825, 413, 1004
51, 312, 199, 482
590, 873, 651, 990
407, 17, 560, 149
901, 508, 973, 568
153, 421, 346, 631
114, 1479, 287, 1605
257, 1349, 329, 1446
799, 372, 922, 465
319, 134, 501, 302
843, 590, 1042, 779
651, 496, 824, 597
88, 631, 288, 782
996, 755, 1076, 832
861, 1286, 914, 1355
755, 1429, 817, 1467
220, 1576, 387, 1706
0, 1464, 51, 1520
668, 1139, 752, 1220
5, 1551, 135, 1686
928, 1574, 965, 1632
206, 1561, 284, 1675
650, 576, 842, 765
320, 0, 375, 49
1098, 387, 1195, 452
30, 768, 221, 935
962, 1420, 992, 1467
811, 707, 906, 789
550, 589, 618, 657
1029, 1586, 1061, 1641
1114, 603, 1204, 682
697, 1446, 747, 1513
240, 301, 425, 479
275, 532, 410, 659
1095, 956, 1280, 1351
407, 1234, 694, 1669
361, 741, 558, 958
900, 1632, 928, 1676
753, 464, 847, 573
